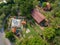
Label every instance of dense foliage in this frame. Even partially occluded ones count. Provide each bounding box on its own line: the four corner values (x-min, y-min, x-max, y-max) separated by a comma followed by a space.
5, 31, 15, 42
43, 27, 55, 40
15, 36, 49, 45
0, 0, 37, 28
53, 36, 60, 45
0, 0, 60, 45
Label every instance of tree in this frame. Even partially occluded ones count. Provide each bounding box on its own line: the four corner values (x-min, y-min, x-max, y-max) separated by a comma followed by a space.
42, 2, 47, 7
43, 27, 55, 40
3, 5, 11, 15
47, 0, 56, 3
19, 0, 34, 18
5, 31, 15, 42
14, 0, 36, 19
50, 17, 60, 29
55, 28, 60, 36
6, 0, 14, 3
52, 7, 60, 17
19, 36, 50, 45
53, 36, 60, 45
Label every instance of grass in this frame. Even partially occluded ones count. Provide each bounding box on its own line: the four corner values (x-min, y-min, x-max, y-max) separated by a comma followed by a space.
34, 24, 43, 35
26, 24, 38, 36
26, 23, 43, 37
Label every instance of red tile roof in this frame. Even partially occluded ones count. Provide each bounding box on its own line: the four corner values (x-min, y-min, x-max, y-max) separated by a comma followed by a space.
31, 8, 45, 24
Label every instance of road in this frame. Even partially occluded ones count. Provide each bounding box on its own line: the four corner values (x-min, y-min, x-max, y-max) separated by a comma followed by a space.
0, 31, 6, 45
0, 14, 12, 45
0, 29, 12, 45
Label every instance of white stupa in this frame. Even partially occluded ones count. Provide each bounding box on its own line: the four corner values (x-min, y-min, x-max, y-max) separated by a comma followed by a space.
0, 0, 7, 4
3, 0, 7, 3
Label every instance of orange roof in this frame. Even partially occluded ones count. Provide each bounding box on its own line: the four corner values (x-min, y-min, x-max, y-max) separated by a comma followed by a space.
12, 27, 16, 33
21, 21, 26, 25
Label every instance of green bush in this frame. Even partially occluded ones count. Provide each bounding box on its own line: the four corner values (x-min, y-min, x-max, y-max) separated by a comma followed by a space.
53, 36, 60, 45
43, 27, 55, 40
42, 2, 47, 7
55, 28, 60, 36
19, 36, 50, 45
5, 31, 15, 42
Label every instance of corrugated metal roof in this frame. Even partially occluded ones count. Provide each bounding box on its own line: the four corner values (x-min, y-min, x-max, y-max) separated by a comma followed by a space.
31, 8, 45, 24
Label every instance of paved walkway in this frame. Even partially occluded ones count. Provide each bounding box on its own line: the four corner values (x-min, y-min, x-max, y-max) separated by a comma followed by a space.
0, 14, 12, 45
0, 30, 12, 45
0, 32, 6, 45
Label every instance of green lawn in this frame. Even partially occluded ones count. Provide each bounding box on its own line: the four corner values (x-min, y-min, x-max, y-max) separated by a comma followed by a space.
26, 23, 42, 37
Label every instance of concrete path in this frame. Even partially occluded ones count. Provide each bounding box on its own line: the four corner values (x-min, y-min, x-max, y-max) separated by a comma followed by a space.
0, 29, 12, 45
0, 32, 6, 45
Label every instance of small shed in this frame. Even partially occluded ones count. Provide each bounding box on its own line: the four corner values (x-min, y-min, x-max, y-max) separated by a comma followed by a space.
31, 8, 45, 24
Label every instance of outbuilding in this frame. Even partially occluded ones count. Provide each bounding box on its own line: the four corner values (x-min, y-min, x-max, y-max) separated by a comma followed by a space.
32, 8, 45, 24
32, 8, 48, 27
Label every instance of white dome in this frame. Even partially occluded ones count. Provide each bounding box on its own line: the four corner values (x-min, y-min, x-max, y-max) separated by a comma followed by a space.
3, 0, 7, 3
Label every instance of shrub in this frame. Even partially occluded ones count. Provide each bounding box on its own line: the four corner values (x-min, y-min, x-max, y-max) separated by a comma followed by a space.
19, 36, 50, 45
42, 2, 47, 7
53, 36, 60, 45
55, 28, 60, 36
5, 31, 15, 42
43, 27, 55, 40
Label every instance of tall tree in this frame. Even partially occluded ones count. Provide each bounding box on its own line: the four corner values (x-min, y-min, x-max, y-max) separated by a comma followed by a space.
43, 27, 55, 40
